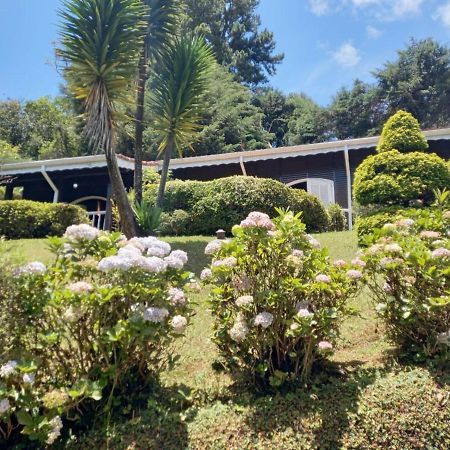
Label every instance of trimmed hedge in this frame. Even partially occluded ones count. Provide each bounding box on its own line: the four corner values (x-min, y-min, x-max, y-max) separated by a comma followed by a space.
353, 150, 450, 207
145, 176, 329, 235
377, 110, 428, 153
0, 200, 88, 239
327, 203, 347, 231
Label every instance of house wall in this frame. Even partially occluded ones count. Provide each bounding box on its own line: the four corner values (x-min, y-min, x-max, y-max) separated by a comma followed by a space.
172, 141, 450, 210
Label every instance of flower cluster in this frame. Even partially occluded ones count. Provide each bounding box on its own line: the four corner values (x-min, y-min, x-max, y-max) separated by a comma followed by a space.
64, 223, 101, 241
362, 208, 450, 360
204, 210, 361, 386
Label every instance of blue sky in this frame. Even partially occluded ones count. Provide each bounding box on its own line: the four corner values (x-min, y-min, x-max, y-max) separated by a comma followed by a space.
1, 0, 450, 105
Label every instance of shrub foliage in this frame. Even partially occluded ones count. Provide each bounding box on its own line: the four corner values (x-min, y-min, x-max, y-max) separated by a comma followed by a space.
0, 225, 192, 446
362, 207, 450, 361
327, 203, 347, 231
202, 210, 362, 387
144, 176, 329, 235
377, 110, 428, 153
0, 200, 88, 239
353, 150, 450, 207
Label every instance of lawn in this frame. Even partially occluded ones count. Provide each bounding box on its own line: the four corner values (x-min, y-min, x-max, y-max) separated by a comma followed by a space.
1, 232, 449, 449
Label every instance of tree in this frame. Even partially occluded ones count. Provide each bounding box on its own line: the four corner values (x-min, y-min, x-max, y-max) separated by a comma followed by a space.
58, 0, 147, 237
375, 38, 450, 128
0, 100, 29, 149
252, 88, 292, 147
285, 94, 328, 145
134, 0, 180, 203
328, 80, 384, 140
182, 0, 283, 86
148, 34, 215, 208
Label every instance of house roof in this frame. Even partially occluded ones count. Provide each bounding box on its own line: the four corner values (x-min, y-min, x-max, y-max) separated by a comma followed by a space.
0, 154, 156, 176
158, 127, 450, 171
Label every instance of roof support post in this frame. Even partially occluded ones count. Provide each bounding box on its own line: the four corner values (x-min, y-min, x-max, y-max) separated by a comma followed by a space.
41, 166, 59, 203
343, 145, 353, 231
239, 155, 247, 176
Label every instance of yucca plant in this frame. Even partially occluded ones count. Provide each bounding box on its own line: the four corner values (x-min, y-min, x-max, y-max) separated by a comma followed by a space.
57, 0, 147, 237
134, 0, 181, 203
149, 35, 215, 208
132, 200, 162, 235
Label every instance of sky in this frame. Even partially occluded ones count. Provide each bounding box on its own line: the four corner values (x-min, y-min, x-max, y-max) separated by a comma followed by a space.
1, 0, 450, 105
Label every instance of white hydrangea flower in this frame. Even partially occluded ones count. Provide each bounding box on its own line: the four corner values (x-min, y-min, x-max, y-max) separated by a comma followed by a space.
143, 307, 169, 323
318, 340, 333, 350
306, 235, 321, 248
46, 416, 63, 445
380, 257, 395, 267
0, 360, 18, 377
436, 330, 450, 346
333, 259, 347, 268
297, 308, 313, 318
375, 303, 387, 313
168, 287, 187, 306
205, 239, 225, 255
164, 254, 185, 270
63, 306, 83, 323
229, 315, 249, 342
382, 223, 396, 232
212, 257, 237, 268
132, 237, 171, 255
23, 373, 35, 385
169, 250, 188, 265
346, 269, 363, 280
171, 315, 188, 334
431, 248, 450, 259
395, 218, 414, 228
64, 224, 100, 241
139, 257, 168, 273
97, 255, 132, 272
0, 398, 10, 414
67, 281, 93, 294
15, 261, 46, 276
420, 230, 441, 240
254, 312, 273, 329
351, 257, 366, 268
200, 268, 212, 281
367, 244, 383, 255
315, 274, 331, 283
384, 243, 402, 254
118, 245, 142, 258
235, 295, 253, 307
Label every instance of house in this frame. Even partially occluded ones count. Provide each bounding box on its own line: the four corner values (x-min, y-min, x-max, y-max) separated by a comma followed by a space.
1, 128, 449, 230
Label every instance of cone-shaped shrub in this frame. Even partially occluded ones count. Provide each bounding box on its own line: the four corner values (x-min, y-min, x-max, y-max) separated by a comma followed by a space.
377, 110, 428, 153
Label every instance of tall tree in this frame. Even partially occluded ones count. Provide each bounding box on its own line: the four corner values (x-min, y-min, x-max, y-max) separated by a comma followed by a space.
328, 80, 384, 140
182, 0, 283, 86
134, 0, 180, 203
148, 35, 215, 207
58, 0, 147, 237
375, 38, 450, 128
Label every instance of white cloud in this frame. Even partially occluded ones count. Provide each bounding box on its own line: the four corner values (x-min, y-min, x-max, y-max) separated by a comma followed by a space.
309, 0, 331, 16
352, 0, 380, 7
391, 0, 423, 18
366, 25, 382, 38
435, 1, 450, 28
333, 43, 361, 67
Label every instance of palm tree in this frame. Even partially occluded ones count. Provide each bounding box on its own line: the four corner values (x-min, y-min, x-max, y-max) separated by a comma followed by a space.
57, 0, 147, 237
149, 35, 215, 208
134, 0, 180, 204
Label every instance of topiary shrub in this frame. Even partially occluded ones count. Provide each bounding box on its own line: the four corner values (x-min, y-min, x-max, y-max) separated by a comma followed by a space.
377, 110, 428, 153
327, 203, 347, 231
159, 209, 192, 236
201, 210, 362, 387
361, 208, 450, 362
353, 150, 450, 207
145, 176, 329, 235
0, 200, 88, 239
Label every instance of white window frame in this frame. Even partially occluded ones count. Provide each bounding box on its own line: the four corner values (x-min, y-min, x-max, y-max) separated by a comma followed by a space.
287, 178, 335, 206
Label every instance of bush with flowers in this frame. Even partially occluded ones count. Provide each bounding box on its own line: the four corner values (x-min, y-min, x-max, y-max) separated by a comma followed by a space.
0, 224, 192, 446
361, 205, 450, 361
202, 210, 363, 387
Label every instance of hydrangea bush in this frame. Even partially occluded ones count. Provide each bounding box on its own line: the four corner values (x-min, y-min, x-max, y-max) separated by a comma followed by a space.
203, 210, 362, 387
361, 207, 450, 361
0, 225, 192, 446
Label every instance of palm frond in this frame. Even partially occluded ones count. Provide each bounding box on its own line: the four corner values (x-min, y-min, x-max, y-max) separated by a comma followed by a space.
57, 0, 147, 153
149, 35, 215, 156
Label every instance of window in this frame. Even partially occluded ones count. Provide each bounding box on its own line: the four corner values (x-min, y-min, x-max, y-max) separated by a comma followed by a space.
288, 178, 335, 206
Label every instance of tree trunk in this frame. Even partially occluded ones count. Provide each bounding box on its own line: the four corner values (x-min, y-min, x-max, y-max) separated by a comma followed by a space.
134, 51, 147, 204
156, 135, 174, 209
105, 150, 138, 238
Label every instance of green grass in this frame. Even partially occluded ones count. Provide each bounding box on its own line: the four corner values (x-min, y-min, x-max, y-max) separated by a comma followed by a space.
2, 232, 449, 449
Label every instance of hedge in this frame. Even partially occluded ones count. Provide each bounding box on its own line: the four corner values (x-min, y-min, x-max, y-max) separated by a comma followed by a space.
377, 110, 428, 153
353, 150, 450, 207
144, 176, 330, 235
0, 200, 88, 239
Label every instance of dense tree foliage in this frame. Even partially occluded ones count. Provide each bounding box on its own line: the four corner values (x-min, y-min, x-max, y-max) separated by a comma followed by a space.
182, 0, 284, 86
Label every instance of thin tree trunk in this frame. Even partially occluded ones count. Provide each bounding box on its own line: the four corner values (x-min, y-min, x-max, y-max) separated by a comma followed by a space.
105, 150, 138, 238
134, 51, 147, 204
156, 135, 174, 209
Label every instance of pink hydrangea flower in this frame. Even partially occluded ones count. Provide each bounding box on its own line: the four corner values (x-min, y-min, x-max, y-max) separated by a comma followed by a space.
346, 269, 363, 280
315, 274, 331, 283
431, 248, 450, 258
318, 341, 333, 351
